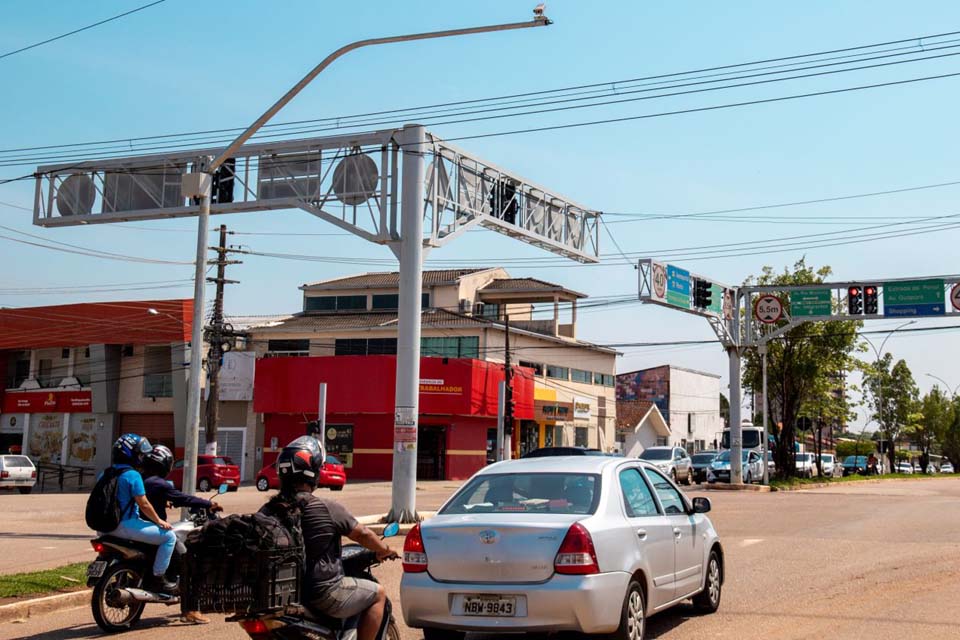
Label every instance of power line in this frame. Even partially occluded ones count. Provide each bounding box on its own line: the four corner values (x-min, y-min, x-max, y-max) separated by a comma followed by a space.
0, 0, 168, 61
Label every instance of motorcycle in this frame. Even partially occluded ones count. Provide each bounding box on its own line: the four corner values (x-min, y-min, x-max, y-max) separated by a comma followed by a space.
235, 522, 402, 640
86, 483, 228, 632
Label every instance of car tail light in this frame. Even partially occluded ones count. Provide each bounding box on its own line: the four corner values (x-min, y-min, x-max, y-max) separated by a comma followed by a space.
31, 470, 37, 478
554, 523, 600, 575
403, 523, 428, 573
239, 618, 270, 639
0, 471, 8, 479
91, 541, 105, 553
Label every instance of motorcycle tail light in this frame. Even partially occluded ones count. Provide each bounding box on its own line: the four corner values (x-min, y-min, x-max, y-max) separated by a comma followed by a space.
239, 618, 270, 639
91, 541, 105, 553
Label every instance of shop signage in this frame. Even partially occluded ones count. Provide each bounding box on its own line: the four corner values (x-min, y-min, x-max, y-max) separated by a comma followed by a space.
419, 378, 464, 395
324, 424, 354, 469
573, 396, 592, 421
2, 390, 92, 413
534, 400, 573, 422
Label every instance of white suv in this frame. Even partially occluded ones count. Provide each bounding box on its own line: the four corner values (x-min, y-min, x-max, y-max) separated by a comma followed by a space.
638, 446, 694, 485
0, 455, 37, 494
817, 454, 836, 477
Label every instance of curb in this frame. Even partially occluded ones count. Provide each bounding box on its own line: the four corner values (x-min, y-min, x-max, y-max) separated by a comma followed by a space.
703, 483, 771, 492
0, 590, 89, 625
359, 512, 436, 536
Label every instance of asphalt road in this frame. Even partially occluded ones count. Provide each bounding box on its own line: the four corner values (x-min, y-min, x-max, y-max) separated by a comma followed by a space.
5, 477, 960, 640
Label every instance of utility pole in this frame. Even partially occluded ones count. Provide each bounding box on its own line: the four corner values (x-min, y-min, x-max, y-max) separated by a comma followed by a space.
204, 224, 241, 455
503, 313, 514, 459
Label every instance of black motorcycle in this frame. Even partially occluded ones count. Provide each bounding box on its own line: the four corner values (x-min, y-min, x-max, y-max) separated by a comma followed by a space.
86, 486, 226, 632
235, 523, 401, 640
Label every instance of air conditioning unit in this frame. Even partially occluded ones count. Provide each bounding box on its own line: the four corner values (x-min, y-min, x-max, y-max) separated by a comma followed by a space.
459, 298, 470, 314
687, 413, 694, 434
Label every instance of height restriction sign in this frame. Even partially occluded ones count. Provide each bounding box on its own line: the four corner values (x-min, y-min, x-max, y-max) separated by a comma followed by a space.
951, 283, 960, 311
755, 295, 784, 324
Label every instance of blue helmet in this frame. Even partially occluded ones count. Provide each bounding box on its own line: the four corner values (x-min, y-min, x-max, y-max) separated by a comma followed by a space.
112, 433, 152, 466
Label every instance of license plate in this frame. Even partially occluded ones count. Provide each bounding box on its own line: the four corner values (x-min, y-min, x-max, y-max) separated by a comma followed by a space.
86, 561, 108, 578
462, 595, 516, 617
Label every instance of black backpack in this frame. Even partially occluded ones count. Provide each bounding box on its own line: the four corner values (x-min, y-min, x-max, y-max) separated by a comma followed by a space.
85, 467, 135, 532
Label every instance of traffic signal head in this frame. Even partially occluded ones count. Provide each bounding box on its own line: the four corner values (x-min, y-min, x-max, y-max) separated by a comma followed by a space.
848, 286, 863, 314
864, 284, 879, 314
693, 279, 712, 308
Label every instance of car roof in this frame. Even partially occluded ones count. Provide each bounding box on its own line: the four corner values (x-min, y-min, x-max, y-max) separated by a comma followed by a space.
643, 446, 675, 450
478, 455, 624, 475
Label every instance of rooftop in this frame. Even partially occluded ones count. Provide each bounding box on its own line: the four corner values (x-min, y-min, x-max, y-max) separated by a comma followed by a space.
615, 400, 657, 429
618, 364, 722, 380
301, 269, 492, 290
477, 277, 586, 301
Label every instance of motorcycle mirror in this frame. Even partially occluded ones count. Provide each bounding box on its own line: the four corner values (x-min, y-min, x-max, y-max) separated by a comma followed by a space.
218, 483, 229, 495
382, 522, 400, 538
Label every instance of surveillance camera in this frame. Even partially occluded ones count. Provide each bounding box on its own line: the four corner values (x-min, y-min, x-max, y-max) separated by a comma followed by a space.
534, 3, 545, 18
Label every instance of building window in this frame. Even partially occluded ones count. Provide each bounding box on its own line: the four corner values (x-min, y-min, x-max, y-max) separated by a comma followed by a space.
602, 374, 614, 387
304, 295, 367, 312
656, 436, 669, 447
519, 360, 544, 376
369, 293, 430, 310
143, 345, 173, 398
571, 369, 592, 384
37, 359, 57, 388
421, 336, 479, 359
334, 338, 397, 356
575, 427, 589, 447
546, 365, 569, 380
5, 351, 30, 389
479, 303, 500, 319
266, 339, 310, 357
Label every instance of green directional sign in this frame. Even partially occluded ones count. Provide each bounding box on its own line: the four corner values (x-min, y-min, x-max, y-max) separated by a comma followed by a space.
884, 279, 945, 317
707, 283, 723, 315
790, 289, 832, 317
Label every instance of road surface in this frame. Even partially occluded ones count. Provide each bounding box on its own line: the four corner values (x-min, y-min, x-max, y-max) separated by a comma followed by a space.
5, 477, 960, 639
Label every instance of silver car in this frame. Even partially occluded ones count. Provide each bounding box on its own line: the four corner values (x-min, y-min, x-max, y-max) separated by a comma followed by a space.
400, 456, 724, 640
638, 446, 694, 485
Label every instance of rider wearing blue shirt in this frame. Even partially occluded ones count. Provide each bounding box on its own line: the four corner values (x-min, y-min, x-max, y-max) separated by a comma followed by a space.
102, 434, 177, 593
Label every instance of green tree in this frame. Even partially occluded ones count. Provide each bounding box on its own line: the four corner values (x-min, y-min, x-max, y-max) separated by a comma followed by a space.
742, 260, 860, 478
913, 387, 951, 472
836, 440, 873, 459
941, 398, 960, 469
863, 354, 919, 474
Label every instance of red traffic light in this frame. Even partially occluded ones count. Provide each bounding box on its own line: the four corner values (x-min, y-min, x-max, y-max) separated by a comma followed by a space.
865, 286, 876, 296
848, 286, 861, 296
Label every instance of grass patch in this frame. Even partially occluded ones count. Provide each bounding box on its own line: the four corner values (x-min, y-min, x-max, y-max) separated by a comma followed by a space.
771, 473, 942, 490
0, 562, 88, 599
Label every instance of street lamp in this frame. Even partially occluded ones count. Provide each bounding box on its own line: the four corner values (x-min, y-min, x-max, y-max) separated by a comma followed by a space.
862, 319, 916, 472
925, 373, 960, 398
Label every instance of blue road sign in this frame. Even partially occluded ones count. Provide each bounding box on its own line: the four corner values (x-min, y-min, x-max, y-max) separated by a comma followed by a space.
666, 265, 691, 308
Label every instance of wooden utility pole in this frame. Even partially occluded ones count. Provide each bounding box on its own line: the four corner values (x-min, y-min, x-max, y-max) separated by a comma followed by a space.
204, 224, 241, 455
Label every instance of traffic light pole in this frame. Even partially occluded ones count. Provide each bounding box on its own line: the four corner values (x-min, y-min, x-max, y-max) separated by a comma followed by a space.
728, 307, 744, 484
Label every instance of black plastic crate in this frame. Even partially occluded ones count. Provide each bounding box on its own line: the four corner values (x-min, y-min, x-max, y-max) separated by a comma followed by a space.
182, 548, 301, 614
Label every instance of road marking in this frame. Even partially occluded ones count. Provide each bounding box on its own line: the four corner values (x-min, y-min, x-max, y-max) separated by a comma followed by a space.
40, 546, 57, 550
740, 538, 764, 547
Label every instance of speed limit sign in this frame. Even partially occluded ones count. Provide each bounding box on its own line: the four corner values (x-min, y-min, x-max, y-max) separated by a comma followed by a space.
754, 295, 784, 324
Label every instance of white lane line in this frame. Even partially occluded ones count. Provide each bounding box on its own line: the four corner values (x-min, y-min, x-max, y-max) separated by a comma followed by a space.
740, 538, 764, 547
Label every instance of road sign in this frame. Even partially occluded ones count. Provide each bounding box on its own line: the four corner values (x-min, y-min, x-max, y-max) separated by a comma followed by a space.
951, 283, 960, 311
652, 262, 667, 299
790, 288, 832, 317
755, 295, 784, 324
884, 279, 945, 317
707, 283, 724, 315
666, 264, 691, 308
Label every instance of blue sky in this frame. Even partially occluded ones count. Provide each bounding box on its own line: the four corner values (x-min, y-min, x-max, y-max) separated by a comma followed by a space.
3, 1, 960, 426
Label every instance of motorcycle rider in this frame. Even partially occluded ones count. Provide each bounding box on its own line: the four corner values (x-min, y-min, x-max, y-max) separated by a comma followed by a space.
262, 436, 397, 640
141, 444, 222, 624
101, 434, 177, 593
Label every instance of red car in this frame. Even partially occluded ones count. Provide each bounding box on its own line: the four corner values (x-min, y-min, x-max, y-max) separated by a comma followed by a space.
256, 454, 346, 492
169, 455, 241, 492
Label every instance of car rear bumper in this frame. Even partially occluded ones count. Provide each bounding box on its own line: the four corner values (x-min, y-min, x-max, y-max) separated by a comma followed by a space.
400, 571, 630, 634
0, 479, 36, 487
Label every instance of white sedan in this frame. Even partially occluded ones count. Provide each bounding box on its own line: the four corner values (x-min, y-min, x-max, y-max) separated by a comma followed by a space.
400, 456, 724, 640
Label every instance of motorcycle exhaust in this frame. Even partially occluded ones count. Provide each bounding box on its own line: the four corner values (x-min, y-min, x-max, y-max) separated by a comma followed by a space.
118, 588, 179, 605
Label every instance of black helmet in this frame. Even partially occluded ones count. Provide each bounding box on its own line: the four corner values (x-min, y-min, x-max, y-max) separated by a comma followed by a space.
276, 436, 325, 490
143, 444, 174, 478
112, 433, 152, 466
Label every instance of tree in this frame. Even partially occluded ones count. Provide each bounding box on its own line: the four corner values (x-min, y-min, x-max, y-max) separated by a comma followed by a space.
913, 387, 951, 472
836, 440, 873, 459
863, 354, 919, 475
941, 398, 960, 469
719, 393, 730, 429
742, 260, 861, 478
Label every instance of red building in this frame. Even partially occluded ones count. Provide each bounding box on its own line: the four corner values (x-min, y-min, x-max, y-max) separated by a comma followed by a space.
253, 355, 534, 481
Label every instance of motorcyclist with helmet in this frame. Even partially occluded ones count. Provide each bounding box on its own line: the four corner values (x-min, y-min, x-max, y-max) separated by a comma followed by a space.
261, 436, 397, 640
101, 434, 177, 593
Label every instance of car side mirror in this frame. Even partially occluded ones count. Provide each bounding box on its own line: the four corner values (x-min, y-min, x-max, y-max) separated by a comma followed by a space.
692, 497, 711, 514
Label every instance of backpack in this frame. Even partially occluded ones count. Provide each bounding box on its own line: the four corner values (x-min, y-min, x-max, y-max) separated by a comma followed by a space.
85, 467, 135, 532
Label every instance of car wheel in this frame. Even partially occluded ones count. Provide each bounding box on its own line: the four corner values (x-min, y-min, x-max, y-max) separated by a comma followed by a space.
745, 472, 752, 485
693, 550, 722, 614
684, 468, 693, 486
331, 485, 344, 492
422, 627, 465, 640
18, 486, 32, 494
198, 478, 211, 493
607, 579, 645, 640
671, 469, 678, 484
256, 477, 269, 492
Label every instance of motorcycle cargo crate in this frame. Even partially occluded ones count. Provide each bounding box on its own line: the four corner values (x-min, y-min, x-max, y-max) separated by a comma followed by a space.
181, 548, 301, 614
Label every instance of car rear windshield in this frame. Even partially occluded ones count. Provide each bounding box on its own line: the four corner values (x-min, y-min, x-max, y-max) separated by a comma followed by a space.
440, 473, 600, 515
639, 449, 671, 460
1, 456, 32, 467
209, 457, 232, 466
325, 455, 341, 465
691, 453, 716, 464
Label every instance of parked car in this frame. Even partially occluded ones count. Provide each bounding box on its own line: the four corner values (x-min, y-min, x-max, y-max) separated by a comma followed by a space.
896, 462, 914, 474
400, 456, 724, 640
842, 455, 870, 476
941, 462, 955, 474
638, 446, 693, 485
766, 451, 776, 476
0, 454, 37, 494
690, 451, 719, 484
708, 449, 764, 484
255, 454, 347, 491
168, 455, 240, 492
795, 453, 817, 479
521, 447, 605, 458
817, 454, 837, 477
